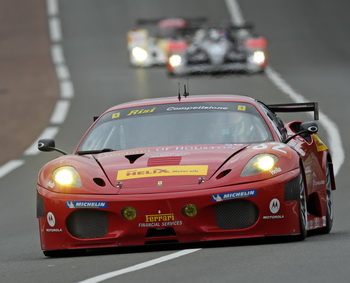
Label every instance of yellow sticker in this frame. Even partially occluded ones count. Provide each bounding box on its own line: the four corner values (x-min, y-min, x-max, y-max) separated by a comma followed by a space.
117, 165, 208, 180
111, 112, 120, 119
145, 213, 174, 222
312, 134, 328, 151
237, 105, 246, 111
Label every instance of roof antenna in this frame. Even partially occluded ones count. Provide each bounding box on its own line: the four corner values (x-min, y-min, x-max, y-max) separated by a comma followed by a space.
183, 77, 189, 98
178, 82, 181, 101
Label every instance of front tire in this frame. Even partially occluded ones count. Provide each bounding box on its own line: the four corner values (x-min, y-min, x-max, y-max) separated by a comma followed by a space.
319, 162, 334, 234
296, 173, 308, 240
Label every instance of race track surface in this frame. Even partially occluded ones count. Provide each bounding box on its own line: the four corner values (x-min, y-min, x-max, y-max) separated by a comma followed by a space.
1, 1, 349, 282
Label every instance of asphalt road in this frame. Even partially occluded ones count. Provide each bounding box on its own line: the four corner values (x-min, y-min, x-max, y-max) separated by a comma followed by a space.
1, 0, 349, 282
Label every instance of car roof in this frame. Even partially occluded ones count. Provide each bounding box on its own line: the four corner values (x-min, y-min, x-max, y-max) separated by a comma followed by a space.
106, 94, 258, 112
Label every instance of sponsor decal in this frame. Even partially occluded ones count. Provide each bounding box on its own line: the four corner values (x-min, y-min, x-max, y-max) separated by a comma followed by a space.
212, 189, 257, 202
237, 105, 246, 111
313, 180, 325, 186
262, 215, 284, 220
117, 165, 208, 180
127, 107, 156, 116
46, 228, 62, 232
66, 201, 108, 209
270, 167, 282, 175
269, 198, 280, 214
263, 198, 285, 220
138, 221, 183, 228
322, 216, 327, 226
145, 213, 175, 222
166, 106, 228, 111
312, 134, 328, 152
138, 212, 183, 227
155, 145, 235, 151
47, 181, 55, 188
47, 212, 55, 227
111, 112, 120, 119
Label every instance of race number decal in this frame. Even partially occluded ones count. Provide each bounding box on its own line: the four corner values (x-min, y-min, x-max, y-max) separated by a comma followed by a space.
251, 143, 288, 154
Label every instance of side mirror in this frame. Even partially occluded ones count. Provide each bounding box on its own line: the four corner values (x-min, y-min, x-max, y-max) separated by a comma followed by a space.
38, 139, 55, 152
284, 121, 318, 144
299, 121, 318, 134
38, 139, 68, 155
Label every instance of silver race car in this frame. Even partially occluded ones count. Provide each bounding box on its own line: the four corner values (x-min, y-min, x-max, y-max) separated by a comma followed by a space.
166, 24, 267, 76
127, 17, 205, 67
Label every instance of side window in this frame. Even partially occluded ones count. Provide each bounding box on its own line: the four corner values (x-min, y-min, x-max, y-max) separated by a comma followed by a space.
258, 102, 287, 141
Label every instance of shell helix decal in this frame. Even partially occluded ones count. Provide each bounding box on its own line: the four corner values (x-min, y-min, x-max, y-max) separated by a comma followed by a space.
312, 134, 328, 152
117, 165, 208, 180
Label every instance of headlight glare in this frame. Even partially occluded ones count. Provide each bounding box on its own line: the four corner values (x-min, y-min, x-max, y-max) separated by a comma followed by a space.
52, 166, 82, 187
168, 54, 182, 67
241, 154, 278, 177
132, 47, 148, 62
252, 51, 265, 65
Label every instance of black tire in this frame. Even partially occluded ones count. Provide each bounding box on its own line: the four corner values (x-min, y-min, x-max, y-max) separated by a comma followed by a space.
296, 173, 308, 240
319, 162, 334, 234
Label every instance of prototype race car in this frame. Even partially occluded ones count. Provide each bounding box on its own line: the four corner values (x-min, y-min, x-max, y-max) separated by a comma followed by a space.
167, 24, 267, 76
127, 17, 205, 67
37, 94, 335, 256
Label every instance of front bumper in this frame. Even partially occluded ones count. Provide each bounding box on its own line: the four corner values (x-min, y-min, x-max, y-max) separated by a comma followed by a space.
37, 170, 301, 251
169, 62, 264, 75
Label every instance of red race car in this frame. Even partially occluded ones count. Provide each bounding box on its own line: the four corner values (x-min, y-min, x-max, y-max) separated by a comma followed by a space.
37, 94, 335, 256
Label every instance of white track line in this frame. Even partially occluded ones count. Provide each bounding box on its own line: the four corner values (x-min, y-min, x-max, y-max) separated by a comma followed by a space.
50, 100, 71, 124
78, 249, 201, 283
225, 0, 344, 175
0, 160, 25, 179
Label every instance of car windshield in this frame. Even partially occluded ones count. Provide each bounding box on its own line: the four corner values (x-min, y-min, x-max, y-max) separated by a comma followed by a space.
77, 102, 273, 153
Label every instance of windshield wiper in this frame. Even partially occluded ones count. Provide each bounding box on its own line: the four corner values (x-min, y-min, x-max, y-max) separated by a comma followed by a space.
77, 148, 114, 155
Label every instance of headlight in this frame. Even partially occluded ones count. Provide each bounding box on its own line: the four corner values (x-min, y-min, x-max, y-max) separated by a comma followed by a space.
52, 166, 82, 187
168, 54, 182, 67
241, 154, 278, 177
131, 47, 148, 62
121, 207, 137, 220
182, 204, 198, 217
251, 51, 266, 65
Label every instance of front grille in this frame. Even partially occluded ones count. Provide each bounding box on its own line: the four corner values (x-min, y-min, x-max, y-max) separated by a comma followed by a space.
66, 210, 108, 239
215, 199, 259, 230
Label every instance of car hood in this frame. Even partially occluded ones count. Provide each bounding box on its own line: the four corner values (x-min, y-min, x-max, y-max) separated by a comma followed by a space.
95, 144, 247, 191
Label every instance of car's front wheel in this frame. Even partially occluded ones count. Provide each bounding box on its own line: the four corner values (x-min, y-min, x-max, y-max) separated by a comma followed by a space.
296, 173, 308, 240
319, 161, 334, 234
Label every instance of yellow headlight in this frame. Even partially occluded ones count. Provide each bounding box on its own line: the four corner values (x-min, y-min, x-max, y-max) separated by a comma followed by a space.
52, 166, 82, 187
168, 54, 182, 67
256, 155, 275, 171
182, 204, 198, 217
121, 206, 137, 220
241, 154, 278, 177
132, 47, 148, 62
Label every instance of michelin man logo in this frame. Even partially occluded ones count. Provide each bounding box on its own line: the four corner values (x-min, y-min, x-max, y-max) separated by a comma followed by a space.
269, 198, 280, 214
212, 194, 223, 202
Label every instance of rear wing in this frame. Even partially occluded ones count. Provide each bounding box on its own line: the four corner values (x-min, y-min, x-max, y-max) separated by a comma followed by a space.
136, 17, 207, 26
267, 102, 319, 120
